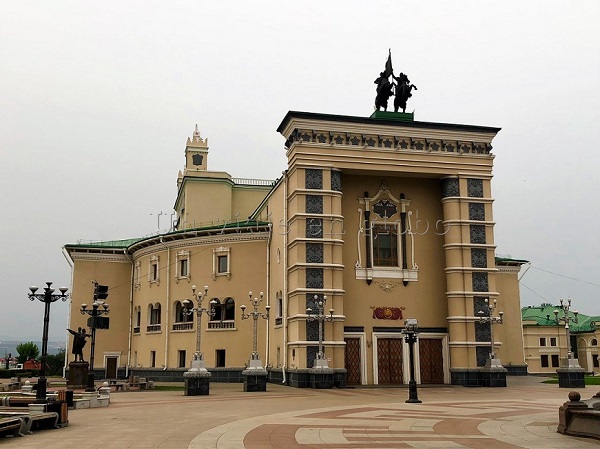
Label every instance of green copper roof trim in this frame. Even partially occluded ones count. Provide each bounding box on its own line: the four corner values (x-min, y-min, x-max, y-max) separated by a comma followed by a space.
65, 220, 271, 250
521, 304, 599, 333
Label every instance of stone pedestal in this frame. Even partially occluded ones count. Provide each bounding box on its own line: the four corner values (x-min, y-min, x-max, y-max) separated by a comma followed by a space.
183, 359, 211, 396
480, 358, 507, 387
242, 368, 268, 392
557, 361, 585, 388
309, 367, 334, 389
68, 361, 89, 389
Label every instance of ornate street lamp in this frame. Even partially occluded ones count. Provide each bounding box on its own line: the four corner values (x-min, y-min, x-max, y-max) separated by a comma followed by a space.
240, 291, 270, 369
80, 300, 110, 391
27, 282, 69, 400
306, 295, 334, 369
477, 298, 504, 367
182, 285, 216, 395
553, 297, 579, 364
402, 318, 421, 403
182, 285, 216, 370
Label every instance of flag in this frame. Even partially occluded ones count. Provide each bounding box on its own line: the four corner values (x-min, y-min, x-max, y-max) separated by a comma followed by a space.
384, 49, 393, 78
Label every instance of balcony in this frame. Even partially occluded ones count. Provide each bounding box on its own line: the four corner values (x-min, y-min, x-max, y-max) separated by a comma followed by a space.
146, 324, 161, 333
208, 320, 235, 330
173, 322, 193, 331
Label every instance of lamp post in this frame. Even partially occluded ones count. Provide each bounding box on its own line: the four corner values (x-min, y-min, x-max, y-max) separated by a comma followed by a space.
240, 291, 270, 369
402, 318, 421, 403
182, 285, 216, 396
477, 298, 504, 365
553, 297, 579, 363
80, 300, 110, 391
306, 295, 334, 369
182, 285, 216, 369
27, 282, 69, 400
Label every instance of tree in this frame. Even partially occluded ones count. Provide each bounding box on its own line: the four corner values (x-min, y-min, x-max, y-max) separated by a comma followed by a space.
16, 342, 39, 363
45, 350, 66, 376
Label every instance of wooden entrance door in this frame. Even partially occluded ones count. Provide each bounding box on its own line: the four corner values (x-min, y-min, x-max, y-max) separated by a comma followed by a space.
344, 338, 361, 385
105, 357, 118, 379
419, 338, 444, 384
377, 338, 403, 384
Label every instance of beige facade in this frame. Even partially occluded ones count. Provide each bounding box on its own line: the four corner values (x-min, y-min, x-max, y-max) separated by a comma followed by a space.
65, 111, 528, 386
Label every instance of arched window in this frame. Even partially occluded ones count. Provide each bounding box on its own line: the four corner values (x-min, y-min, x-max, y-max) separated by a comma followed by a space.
592, 338, 598, 346
210, 298, 222, 321
224, 297, 235, 321
174, 301, 191, 323
150, 303, 161, 325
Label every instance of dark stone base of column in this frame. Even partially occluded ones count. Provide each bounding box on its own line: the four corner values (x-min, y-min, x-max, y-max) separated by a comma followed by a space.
480, 370, 507, 387
184, 376, 210, 395
309, 368, 334, 389
242, 369, 268, 392
557, 367, 585, 388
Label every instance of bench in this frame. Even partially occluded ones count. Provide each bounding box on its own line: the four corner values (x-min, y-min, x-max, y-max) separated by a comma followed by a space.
128, 376, 154, 390
109, 380, 129, 392
0, 416, 24, 438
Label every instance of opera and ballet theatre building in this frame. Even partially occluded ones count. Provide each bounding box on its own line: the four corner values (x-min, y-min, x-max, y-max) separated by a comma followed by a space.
65, 108, 528, 387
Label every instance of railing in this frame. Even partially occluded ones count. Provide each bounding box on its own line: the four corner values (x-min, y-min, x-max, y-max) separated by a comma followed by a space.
208, 320, 235, 330
172, 322, 193, 331
146, 324, 161, 332
231, 178, 275, 186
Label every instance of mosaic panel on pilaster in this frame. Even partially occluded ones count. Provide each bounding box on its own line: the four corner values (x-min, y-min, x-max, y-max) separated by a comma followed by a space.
471, 248, 487, 268
306, 243, 324, 264
306, 268, 324, 289
306, 195, 323, 214
441, 178, 460, 198
305, 169, 323, 190
475, 321, 491, 342
476, 346, 490, 367
306, 320, 320, 341
306, 293, 326, 311
473, 296, 489, 315
472, 272, 489, 292
467, 179, 484, 198
306, 218, 323, 238
469, 203, 485, 221
470, 225, 486, 244
331, 170, 342, 192
307, 346, 319, 368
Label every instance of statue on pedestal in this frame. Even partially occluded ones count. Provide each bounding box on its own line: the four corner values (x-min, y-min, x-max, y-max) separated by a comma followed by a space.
67, 327, 89, 362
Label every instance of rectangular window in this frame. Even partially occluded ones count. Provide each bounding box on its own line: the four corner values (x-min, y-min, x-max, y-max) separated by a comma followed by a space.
593, 354, 599, 368
541, 354, 549, 367
550, 337, 557, 347
178, 350, 186, 368
215, 349, 226, 367
149, 255, 160, 283
218, 255, 228, 273
539, 337, 546, 347
372, 224, 398, 267
180, 259, 188, 277
150, 351, 156, 368
152, 263, 158, 280
551, 354, 560, 367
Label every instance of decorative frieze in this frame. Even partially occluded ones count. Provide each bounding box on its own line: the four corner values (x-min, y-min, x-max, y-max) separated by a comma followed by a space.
469, 203, 485, 221
441, 178, 460, 198
306, 243, 324, 264
306, 195, 323, 214
471, 248, 487, 268
467, 179, 484, 198
305, 169, 322, 189
470, 224, 486, 244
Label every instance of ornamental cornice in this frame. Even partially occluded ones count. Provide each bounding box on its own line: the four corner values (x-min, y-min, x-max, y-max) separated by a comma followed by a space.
69, 252, 131, 263
132, 232, 268, 260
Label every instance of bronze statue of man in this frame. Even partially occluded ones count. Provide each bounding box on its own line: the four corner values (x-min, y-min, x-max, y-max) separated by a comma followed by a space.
67, 327, 89, 362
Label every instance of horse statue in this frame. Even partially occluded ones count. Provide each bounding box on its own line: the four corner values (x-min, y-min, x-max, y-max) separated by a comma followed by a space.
374, 71, 394, 111
393, 72, 418, 113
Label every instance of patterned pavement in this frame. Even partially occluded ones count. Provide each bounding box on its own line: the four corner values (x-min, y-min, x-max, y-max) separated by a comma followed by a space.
3, 378, 599, 449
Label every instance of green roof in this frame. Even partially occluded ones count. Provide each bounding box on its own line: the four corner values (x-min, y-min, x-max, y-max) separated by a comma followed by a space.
65, 220, 270, 251
521, 304, 599, 333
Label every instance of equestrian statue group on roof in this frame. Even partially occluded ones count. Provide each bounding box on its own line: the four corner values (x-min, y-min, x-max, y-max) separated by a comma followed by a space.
374, 50, 418, 113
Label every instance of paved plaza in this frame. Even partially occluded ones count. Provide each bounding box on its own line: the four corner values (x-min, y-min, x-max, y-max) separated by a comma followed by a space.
3, 377, 599, 449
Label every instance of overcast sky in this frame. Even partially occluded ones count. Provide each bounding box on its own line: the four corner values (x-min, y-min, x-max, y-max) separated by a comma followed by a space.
1, 1, 599, 343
